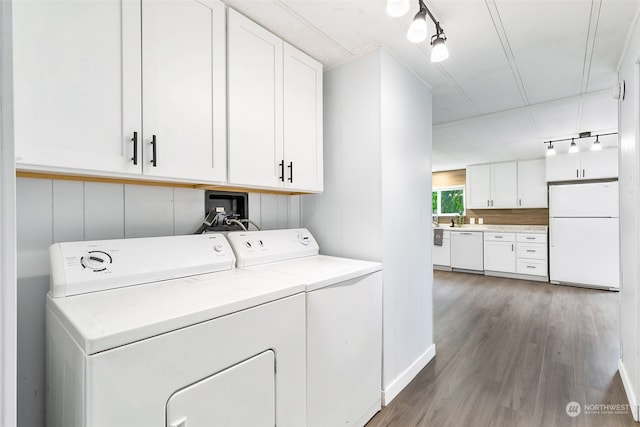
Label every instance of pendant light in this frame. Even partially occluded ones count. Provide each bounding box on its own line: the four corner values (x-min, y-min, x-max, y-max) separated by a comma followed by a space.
591, 135, 602, 151
568, 138, 579, 153
386, 0, 411, 17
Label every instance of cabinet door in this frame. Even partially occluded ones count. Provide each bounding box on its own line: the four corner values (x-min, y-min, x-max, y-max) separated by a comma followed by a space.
283, 44, 324, 192
517, 159, 547, 208
141, 0, 226, 182
580, 148, 618, 180
546, 153, 580, 182
228, 9, 284, 189
491, 162, 518, 208
13, 0, 142, 174
483, 241, 516, 273
466, 165, 491, 209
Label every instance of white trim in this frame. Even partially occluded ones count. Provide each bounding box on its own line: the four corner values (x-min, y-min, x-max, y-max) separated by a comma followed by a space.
618, 359, 639, 421
1, 0, 17, 425
381, 344, 436, 406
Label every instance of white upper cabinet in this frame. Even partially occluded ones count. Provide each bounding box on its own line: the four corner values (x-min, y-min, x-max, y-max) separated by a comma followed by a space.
466, 162, 517, 209
283, 45, 323, 192
466, 164, 492, 209
517, 159, 547, 208
228, 9, 323, 192
13, 0, 226, 183
141, 0, 227, 182
13, 0, 142, 175
546, 147, 618, 182
227, 9, 283, 189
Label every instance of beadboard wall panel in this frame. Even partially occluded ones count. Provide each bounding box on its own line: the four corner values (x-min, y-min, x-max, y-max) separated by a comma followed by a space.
16, 177, 299, 427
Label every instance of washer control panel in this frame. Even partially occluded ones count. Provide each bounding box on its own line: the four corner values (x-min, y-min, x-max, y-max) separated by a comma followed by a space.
49, 234, 236, 298
227, 228, 319, 267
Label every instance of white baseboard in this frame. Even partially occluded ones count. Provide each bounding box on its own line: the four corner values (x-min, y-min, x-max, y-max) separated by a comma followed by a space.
618, 358, 639, 421
382, 343, 436, 406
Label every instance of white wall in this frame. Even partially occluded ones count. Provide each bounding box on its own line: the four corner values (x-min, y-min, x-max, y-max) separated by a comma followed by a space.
15, 177, 298, 427
618, 12, 640, 421
1, 0, 17, 425
302, 49, 434, 405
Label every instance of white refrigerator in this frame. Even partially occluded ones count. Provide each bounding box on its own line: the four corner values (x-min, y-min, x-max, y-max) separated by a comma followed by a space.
549, 181, 620, 290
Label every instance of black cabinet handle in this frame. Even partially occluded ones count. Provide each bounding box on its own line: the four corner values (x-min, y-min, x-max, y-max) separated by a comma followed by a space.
279, 160, 285, 182
288, 161, 293, 183
131, 131, 138, 165
150, 135, 157, 167
576, 169, 579, 178
582, 169, 585, 178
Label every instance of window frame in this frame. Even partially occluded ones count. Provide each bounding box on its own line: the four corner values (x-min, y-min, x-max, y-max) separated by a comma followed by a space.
432, 185, 466, 216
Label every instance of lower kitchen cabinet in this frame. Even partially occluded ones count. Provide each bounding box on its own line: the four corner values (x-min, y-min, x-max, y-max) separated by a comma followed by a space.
483, 232, 516, 273
515, 233, 548, 278
450, 231, 483, 271
432, 230, 451, 268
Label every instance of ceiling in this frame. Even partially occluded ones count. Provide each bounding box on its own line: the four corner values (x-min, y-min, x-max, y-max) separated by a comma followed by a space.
222, 0, 640, 171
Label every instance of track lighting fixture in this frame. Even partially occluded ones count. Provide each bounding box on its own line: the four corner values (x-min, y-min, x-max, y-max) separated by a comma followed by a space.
568, 138, 578, 154
387, 0, 449, 62
542, 132, 616, 154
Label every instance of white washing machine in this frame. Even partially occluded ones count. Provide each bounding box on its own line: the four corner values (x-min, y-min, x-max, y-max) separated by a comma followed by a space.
46, 233, 306, 427
227, 228, 383, 427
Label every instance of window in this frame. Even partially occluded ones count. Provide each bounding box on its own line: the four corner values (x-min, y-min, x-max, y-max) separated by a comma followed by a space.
432, 186, 465, 216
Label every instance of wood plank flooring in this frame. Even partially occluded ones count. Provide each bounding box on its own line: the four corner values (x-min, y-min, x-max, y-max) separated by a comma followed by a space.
367, 271, 635, 427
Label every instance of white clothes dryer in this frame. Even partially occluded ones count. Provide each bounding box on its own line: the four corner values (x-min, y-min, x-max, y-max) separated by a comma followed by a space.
227, 228, 383, 427
46, 233, 306, 427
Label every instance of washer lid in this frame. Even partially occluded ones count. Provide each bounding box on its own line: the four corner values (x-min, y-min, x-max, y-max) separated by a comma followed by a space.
49, 234, 235, 297
47, 269, 305, 355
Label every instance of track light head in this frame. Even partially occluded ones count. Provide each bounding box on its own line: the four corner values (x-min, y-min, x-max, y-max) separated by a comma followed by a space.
546, 142, 556, 156
591, 135, 602, 151
568, 138, 579, 154
407, 10, 428, 43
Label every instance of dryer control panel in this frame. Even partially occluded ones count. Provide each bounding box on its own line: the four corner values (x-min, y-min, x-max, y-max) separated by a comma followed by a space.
227, 228, 319, 267
49, 234, 235, 298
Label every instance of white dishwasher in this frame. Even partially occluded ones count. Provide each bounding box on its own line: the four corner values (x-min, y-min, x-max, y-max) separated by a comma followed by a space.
450, 230, 484, 272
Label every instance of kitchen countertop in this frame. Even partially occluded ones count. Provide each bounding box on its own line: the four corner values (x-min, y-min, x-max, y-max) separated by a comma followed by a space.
435, 224, 548, 234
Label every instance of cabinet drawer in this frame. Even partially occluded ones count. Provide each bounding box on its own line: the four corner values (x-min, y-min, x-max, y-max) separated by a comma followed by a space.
517, 243, 547, 260
517, 259, 548, 276
517, 233, 547, 243
484, 232, 515, 242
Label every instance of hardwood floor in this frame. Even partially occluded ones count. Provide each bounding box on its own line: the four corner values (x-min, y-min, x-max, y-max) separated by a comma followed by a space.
367, 270, 636, 427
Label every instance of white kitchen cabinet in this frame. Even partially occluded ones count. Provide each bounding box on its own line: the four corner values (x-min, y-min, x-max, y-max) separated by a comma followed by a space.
13, 0, 227, 183
228, 9, 323, 192
141, 0, 227, 182
483, 232, 516, 273
13, 0, 142, 175
516, 233, 548, 278
546, 147, 618, 182
450, 231, 483, 271
517, 159, 548, 208
466, 162, 517, 209
432, 230, 451, 268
